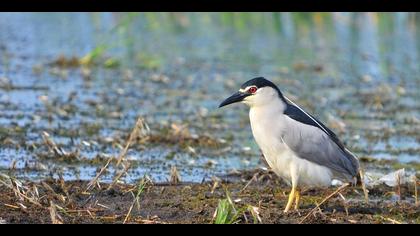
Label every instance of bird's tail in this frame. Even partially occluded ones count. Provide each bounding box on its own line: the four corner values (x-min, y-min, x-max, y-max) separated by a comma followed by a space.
342, 149, 369, 202
344, 148, 361, 186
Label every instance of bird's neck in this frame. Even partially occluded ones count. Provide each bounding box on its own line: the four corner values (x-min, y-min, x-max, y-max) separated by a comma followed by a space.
249, 97, 286, 114
249, 98, 286, 125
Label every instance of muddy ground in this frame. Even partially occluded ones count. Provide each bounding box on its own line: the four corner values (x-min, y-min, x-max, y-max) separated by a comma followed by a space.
0, 169, 418, 224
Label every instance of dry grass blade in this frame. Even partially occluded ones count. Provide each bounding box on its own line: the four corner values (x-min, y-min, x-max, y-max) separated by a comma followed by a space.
116, 117, 149, 166
338, 192, 349, 216
299, 183, 350, 224
210, 177, 220, 194
42, 131, 61, 155
170, 166, 181, 185
1, 175, 44, 208
123, 177, 150, 224
107, 161, 131, 190
49, 201, 63, 224
86, 117, 148, 191
42, 131, 69, 157
239, 172, 258, 193
134, 219, 167, 224
0, 174, 13, 188
10, 178, 43, 208
86, 157, 113, 191
247, 205, 262, 224
123, 202, 136, 224
413, 176, 418, 207
379, 216, 402, 224
42, 181, 56, 194
4, 204, 20, 209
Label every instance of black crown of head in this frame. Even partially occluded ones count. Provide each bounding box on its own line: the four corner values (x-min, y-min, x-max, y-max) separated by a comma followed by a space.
240, 77, 285, 101
240, 77, 277, 89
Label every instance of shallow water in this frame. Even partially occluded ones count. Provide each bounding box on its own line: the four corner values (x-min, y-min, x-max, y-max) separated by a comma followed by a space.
0, 13, 419, 183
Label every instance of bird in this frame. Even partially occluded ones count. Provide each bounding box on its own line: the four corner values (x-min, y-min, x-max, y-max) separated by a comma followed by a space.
219, 77, 360, 213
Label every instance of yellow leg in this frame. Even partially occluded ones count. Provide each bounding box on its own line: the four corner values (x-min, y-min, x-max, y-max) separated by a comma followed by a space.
284, 187, 296, 213
294, 190, 301, 210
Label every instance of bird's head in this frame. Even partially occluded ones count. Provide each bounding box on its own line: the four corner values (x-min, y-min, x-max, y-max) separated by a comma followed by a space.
219, 77, 284, 108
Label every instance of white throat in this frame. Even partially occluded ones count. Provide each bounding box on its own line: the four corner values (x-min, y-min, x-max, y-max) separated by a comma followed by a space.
248, 93, 287, 141
249, 95, 286, 114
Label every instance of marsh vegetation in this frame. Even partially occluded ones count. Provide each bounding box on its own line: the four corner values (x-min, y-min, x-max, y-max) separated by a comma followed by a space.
0, 12, 419, 224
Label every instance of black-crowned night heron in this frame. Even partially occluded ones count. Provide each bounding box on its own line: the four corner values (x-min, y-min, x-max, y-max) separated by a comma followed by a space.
219, 77, 359, 213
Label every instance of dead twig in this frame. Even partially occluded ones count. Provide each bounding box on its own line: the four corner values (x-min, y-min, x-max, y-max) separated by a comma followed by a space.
108, 117, 148, 190
4, 203, 20, 209
299, 183, 350, 224
86, 117, 148, 191
239, 172, 259, 193
116, 117, 148, 166
107, 161, 131, 190
85, 157, 113, 191
379, 216, 402, 224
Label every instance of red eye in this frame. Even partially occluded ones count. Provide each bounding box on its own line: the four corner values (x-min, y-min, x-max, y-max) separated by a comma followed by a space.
248, 87, 257, 94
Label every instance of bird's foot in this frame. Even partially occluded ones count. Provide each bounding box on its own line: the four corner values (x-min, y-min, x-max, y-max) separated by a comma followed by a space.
283, 189, 301, 214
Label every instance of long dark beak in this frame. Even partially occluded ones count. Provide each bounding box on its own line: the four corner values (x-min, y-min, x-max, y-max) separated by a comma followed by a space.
219, 92, 248, 108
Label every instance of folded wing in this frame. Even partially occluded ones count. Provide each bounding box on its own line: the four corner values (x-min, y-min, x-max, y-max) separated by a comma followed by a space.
283, 99, 359, 181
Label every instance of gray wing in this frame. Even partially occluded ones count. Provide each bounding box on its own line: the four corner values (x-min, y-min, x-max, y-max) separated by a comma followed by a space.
282, 114, 359, 181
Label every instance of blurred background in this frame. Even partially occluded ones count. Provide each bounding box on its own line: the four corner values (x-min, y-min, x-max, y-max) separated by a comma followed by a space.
0, 12, 419, 183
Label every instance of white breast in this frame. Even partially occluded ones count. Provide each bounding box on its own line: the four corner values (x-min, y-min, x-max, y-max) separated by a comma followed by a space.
249, 106, 333, 188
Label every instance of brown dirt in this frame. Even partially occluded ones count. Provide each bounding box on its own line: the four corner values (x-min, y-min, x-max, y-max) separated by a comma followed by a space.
0, 170, 419, 224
